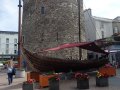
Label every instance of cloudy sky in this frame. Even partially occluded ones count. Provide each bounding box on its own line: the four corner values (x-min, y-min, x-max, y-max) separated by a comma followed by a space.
0, 0, 120, 31
0, 0, 18, 31
84, 0, 120, 18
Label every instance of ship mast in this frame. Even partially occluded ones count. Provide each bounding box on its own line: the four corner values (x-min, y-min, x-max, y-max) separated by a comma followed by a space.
77, 0, 82, 60
18, 0, 22, 68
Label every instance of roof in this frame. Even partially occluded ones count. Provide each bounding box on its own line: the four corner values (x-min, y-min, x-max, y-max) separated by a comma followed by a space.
113, 16, 120, 22
0, 31, 18, 34
93, 16, 112, 22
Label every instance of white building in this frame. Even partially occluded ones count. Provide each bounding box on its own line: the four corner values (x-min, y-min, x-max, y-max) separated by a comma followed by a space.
84, 9, 113, 41
84, 9, 120, 66
0, 31, 18, 60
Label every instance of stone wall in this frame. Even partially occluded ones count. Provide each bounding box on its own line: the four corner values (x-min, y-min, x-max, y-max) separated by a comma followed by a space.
22, 0, 86, 60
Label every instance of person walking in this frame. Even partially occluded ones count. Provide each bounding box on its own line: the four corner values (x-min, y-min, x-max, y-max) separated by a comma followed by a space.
7, 60, 14, 85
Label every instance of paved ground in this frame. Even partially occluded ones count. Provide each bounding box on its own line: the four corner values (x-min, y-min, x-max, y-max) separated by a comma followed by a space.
0, 69, 120, 90
0, 70, 25, 90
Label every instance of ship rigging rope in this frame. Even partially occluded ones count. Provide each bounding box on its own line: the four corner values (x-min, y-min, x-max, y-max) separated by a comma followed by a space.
21, 47, 38, 72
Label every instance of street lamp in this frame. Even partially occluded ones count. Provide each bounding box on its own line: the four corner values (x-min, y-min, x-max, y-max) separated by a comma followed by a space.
18, 0, 22, 68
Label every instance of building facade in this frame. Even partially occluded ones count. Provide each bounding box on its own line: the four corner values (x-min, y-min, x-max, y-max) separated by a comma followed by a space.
22, 0, 87, 60
84, 9, 120, 65
112, 16, 120, 34
84, 9, 113, 41
0, 31, 18, 60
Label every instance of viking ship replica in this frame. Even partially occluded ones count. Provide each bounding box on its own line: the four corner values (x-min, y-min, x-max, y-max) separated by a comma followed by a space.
22, 42, 108, 72
21, 0, 109, 73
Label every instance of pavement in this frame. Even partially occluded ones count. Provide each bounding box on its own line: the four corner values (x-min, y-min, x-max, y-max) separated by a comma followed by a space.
0, 69, 120, 90
0, 70, 25, 90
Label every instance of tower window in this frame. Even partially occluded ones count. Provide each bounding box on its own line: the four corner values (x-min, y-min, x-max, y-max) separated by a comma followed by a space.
22, 36, 25, 44
57, 32, 58, 41
41, 6, 45, 14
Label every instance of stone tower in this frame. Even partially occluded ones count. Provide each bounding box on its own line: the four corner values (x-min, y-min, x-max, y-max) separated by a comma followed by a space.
22, 0, 86, 60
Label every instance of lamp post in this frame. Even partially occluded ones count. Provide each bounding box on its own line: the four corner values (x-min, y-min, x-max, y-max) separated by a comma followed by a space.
18, 0, 22, 68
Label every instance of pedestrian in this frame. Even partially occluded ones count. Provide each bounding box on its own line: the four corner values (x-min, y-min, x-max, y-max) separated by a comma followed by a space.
7, 60, 14, 85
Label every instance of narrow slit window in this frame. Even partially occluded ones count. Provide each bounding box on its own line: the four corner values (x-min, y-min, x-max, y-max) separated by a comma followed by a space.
57, 32, 58, 41
41, 6, 45, 14
22, 36, 25, 44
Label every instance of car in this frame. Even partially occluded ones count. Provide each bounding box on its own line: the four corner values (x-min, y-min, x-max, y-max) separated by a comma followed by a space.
0, 63, 3, 67
0, 63, 4, 70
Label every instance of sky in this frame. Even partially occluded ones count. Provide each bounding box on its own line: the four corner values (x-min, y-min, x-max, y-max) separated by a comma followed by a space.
84, 0, 120, 19
0, 0, 120, 31
0, 0, 19, 31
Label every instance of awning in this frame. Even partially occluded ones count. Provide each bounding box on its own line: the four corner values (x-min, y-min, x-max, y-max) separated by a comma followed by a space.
44, 42, 108, 54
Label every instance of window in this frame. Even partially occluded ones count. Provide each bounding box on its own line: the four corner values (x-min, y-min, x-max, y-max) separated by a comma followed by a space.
41, 6, 45, 14
6, 44, 9, 49
14, 50, 17, 54
14, 38, 17, 43
14, 44, 17, 46
6, 38, 9, 43
22, 36, 25, 44
101, 31, 104, 38
6, 50, 9, 54
57, 32, 58, 41
6, 44, 9, 54
14, 44, 17, 50
88, 53, 94, 59
113, 27, 118, 34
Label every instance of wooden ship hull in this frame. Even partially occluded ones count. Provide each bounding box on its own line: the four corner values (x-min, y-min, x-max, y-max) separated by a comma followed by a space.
23, 48, 108, 73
